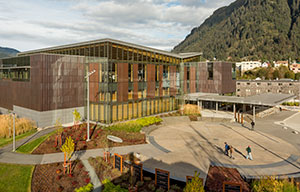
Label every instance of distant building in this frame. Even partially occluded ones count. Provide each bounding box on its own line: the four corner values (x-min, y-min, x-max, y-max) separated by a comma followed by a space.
236, 79, 300, 100
274, 60, 288, 68
261, 62, 271, 68
236, 61, 262, 72
290, 62, 300, 73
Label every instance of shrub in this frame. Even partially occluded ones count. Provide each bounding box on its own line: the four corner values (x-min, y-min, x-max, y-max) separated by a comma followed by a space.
0, 114, 36, 138
102, 178, 128, 192
189, 115, 198, 121
74, 183, 93, 192
283, 102, 300, 106
252, 176, 298, 192
105, 117, 162, 133
85, 178, 91, 184
184, 172, 204, 192
135, 116, 162, 127
181, 104, 201, 116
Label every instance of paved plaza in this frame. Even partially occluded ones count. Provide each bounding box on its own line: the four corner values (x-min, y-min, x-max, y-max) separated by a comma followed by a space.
0, 110, 299, 183
146, 114, 300, 181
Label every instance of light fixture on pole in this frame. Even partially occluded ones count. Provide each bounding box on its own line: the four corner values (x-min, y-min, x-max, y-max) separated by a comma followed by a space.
85, 69, 96, 142
11, 112, 16, 152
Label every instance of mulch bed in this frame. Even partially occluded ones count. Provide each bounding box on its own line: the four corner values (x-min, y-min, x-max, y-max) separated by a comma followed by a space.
31, 161, 90, 192
205, 166, 250, 192
89, 155, 183, 192
32, 123, 146, 154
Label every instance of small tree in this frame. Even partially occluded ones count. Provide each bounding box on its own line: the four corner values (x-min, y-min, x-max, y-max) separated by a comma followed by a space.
184, 172, 204, 192
60, 136, 75, 174
252, 176, 299, 192
73, 109, 81, 128
54, 118, 64, 147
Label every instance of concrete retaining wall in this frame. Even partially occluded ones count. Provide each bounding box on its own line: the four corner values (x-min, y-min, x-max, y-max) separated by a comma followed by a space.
13, 105, 84, 128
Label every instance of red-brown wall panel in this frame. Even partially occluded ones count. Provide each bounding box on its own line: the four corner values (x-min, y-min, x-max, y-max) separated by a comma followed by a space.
117, 63, 128, 102
147, 64, 155, 98
133, 63, 138, 100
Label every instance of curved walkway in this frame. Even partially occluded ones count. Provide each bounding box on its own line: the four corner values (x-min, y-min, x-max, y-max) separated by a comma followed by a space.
0, 111, 300, 182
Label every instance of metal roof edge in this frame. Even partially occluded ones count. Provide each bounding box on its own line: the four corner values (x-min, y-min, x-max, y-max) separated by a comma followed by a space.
18, 38, 202, 59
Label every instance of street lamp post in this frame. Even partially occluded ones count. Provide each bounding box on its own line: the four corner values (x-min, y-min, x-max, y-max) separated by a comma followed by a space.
11, 112, 16, 152
85, 69, 96, 142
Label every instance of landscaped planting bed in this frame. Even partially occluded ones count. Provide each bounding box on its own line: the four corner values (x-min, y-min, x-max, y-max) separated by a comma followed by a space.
31, 161, 90, 192
32, 123, 146, 154
89, 156, 184, 192
204, 166, 250, 192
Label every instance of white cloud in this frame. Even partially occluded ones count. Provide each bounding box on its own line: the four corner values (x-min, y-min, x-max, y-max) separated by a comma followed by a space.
0, 0, 235, 52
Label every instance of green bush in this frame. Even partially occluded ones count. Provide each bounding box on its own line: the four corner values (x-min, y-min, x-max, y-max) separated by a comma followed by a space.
102, 178, 128, 192
282, 102, 299, 106
252, 176, 298, 192
74, 183, 93, 192
105, 117, 162, 133
184, 172, 204, 192
135, 116, 162, 127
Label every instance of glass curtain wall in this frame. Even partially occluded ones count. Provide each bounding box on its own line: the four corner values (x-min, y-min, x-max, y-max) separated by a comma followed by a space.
0, 56, 30, 81
35, 41, 197, 124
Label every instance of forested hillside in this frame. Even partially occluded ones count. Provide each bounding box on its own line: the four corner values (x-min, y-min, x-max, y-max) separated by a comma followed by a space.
0, 47, 19, 58
173, 0, 300, 61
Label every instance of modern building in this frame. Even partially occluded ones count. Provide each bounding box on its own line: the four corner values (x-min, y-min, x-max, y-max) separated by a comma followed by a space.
261, 62, 271, 68
236, 79, 300, 100
274, 60, 289, 68
0, 38, 236, 126
236, 61, 261, 72
290, 62, 300, 73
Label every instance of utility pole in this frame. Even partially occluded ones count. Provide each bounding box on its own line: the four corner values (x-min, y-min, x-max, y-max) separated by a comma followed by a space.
85, 70, 96, 142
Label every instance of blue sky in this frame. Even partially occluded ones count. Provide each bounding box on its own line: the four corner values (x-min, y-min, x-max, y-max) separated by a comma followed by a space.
0, 0, 235, 51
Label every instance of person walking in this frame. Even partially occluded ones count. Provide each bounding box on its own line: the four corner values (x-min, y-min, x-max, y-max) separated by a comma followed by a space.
229, 145, 234, 159
246, 145, 253, 160
224, 142, 229, 156
251, 121, 255, 130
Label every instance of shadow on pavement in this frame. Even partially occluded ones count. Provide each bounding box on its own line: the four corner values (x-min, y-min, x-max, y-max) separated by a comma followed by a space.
220, 123, 300, 170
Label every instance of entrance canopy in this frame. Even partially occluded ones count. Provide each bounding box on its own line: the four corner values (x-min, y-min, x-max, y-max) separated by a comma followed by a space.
185, 93, 296, 107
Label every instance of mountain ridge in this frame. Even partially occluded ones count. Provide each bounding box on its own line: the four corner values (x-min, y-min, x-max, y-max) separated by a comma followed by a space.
173, 0, 300, 61
0, 47, 20, 58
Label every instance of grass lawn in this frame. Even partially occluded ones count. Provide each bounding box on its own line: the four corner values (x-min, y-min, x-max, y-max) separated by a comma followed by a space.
0, 129, 37, 148
16, 131, 56, 154
0, 163, 34, 192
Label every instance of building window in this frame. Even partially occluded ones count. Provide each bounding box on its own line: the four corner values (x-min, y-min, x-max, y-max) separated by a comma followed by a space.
128, 90, 133, 100
232, 63, 236, 80
207, 62, 213, 80
247, 83, 250, 85
278, 83, 282, 86
257, 83, 261, 85
109, 63, 117, 82
237, 89, 240, 91
138, 63, 146, 82
268, 83, 272, 86
186, 67, 190, 81
237, 83, 240, 85
128, 63, 133, 82
163, 65, 169, 80
112, 91, 117, 101
155, 65, 159, 81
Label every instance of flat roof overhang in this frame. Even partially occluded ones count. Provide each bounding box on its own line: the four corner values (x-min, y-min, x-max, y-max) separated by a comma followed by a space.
184, 93, 297, 107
